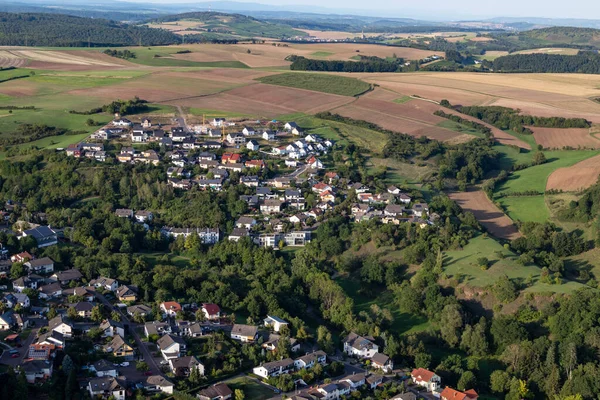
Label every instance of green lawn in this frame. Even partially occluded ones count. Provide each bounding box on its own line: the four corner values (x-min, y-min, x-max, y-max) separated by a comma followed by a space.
437, 120, 486, 138
444, 234, 586, 294
225, 377, 276, 400
337, 278, 432, 336
497, 196, 549, 223
311, 51, 334, 57
393, 96, 413, 104
258, 73, 371, 97
495, 144, 533, 170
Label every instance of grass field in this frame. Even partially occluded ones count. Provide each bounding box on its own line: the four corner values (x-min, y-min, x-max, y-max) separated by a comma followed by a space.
118, 46, 249, 68
444, 234, 585, 294
392, 96, 413, 104
311, 51, 335, 57
497, 196, 549, 223
437, 120, 486, 138
224, 377, 276, 400
337, 278, 432, 335
258, 72, 371, 97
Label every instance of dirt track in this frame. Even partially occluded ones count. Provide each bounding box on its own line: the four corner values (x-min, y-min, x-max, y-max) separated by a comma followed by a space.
449, 190, 522, 241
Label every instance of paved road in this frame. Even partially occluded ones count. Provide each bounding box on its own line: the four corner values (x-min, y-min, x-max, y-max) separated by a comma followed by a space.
92, 290, 162, 375
0, 327, 38, 367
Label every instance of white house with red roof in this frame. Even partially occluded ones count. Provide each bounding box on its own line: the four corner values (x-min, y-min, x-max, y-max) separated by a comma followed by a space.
411, 368, 441, 392
160, 302, 182, 318
201, 303, 221, 320
441, 387, 478, 400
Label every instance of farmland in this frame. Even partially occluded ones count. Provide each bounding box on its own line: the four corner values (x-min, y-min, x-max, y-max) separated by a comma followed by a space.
257, 73, 371, 96
547, 153, 600, 192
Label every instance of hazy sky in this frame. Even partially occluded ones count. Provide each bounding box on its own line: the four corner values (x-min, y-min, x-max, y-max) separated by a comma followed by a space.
135, 0, 600, 20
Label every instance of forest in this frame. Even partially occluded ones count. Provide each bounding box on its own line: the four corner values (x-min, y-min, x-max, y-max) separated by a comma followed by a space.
492, 53, 600, 74
288, 55, 408, 73
0, 12, 180, 46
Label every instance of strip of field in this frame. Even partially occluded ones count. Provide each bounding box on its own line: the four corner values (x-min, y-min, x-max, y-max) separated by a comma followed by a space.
333, 97, 464, 142
164, 83, 355, 117
257, 73, 371, 96
532, 127, 600, 149
449, 190, 522, 241
547, 153, 600, 192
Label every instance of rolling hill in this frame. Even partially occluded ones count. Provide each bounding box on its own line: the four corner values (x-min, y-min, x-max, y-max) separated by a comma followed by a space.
519, 26, 600, 47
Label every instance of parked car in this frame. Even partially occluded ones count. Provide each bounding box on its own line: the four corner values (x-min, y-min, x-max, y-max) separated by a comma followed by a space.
144, 371, 152, 376
11, 353, 20, 358
120, 362, 129, 367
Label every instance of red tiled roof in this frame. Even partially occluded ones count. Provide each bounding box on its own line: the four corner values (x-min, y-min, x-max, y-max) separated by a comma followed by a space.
440, 387, 472, 400
161, 301, 181, 312
411, 368, 436, 383
464, 389, 478, 400
202, 303, 221, 316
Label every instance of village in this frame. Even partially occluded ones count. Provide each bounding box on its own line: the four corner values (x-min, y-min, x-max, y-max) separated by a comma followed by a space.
0, 114, 477, 400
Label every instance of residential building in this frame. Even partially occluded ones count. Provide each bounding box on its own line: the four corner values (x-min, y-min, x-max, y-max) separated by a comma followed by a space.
24, 257, 54, 274
48, 315, 73, 337
50, 269, 83, 285
21, 226, 57, 248
343, 332, 379, 358
72, 301, 94, 318
371, 352, 394, 373
197, 383, 233, 400
99, 319, 125, 338
158, 334, 186, 360
21, 360, 53, 383
135, 210, 154, 223
0, 311, 16, 330
88, 377, 126, 400
144, 321, 171, 337
440, 387, 478, 400
28, 343, 55, 361
202, 303, 221, 320
104, 335, 134, 359
38, 282, 62, 299
3, 292, 30, 309
247, 140, 260, 151
294, 350, 327, 370
91, 359, 118, 377
116, 285, 137, 302
145, 375, 175, 394
411, 368, 441, 392
160, 301, 182, 318
235, 217, 257, 230
169, 355, 204, 377
262, 334, 300, 353
89, 277, 118, 292
231, 324, 258, 342
115, 208, 133, 218
263, 315, 289, 332
253, 358, 295, 378
62, 286, 95, 302
37, 331, 65, 348
260, 199, 284, 214
127, 304, 152, 319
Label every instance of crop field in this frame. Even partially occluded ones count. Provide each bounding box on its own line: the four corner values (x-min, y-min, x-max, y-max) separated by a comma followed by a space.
443, 234, 585, 294
448, 190, 522, 240
547, 153, 600, 192
257, 72, 371, 96
532, 127, 600, 149
333, 97, 466, 142
515, 47, 580, 55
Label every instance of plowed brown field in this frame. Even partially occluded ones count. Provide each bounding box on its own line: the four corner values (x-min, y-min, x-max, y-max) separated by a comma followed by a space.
547, 154, 600, 192
532, 127, 600, 149
449, 190, 522, 240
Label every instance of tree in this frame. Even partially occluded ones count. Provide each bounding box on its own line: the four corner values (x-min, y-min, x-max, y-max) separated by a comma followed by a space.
234, 389, 245, 400
10, 262, 24, 279
490, 370, 511, 393
560, 342, 577, 381
492, 275, 518, 303
439, 304, 463, 347
91, 305, 104, 322
195, 309, 206, 322
317, 326, 334, 354
457, 371, 476, 391
414, 352, 432, 369
533, 151, 547, 165
136, 361, 149, 372
67, 306, 78, 320
88, 327, 103, 340
276, 336, 291, 359
62, 354, 75, 375
111, 311, 121, 322
477, 257, 489, 270
15, 370, 28, 399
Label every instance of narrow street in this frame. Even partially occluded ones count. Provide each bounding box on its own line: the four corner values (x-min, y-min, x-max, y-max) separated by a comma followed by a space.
92, 290, 162, 375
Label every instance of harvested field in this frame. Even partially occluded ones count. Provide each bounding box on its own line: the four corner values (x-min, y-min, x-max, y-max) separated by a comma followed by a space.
161, 68, 275, 84
532, 127, 600, 149
164, 83, 355, 117
449, 190, 522, 241
491, 98, 600, 124
516, 48, 580, 55
333, 97, 463, 142
547, 154, 600, 192
0, 50, 27, 68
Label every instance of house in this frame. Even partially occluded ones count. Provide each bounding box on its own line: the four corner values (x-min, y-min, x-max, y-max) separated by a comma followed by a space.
197, 383, 233, 400
260, 199, 284, 214
99, 319, 125, 338
440, 387, 478, 400
212, 118, 226, 127
127, 304, 152, 319
169, 355, 204, 377
21, 226, 57, 248
38, 282, 62, 299
391, 393, 418, 400
247, 140, 260, 151
294, 350, 327, 370
306, 156, 324, 169
115, 208, 133, 219
72, 301, 95, 318
104, 335, 134, 359
411, 368, 441, 392
48, 315, 73, 337
135, 211, 153, 223
262, 130, 276, 141
28, 343, 56, 361
342, 373, 366, 389
24, 257, 54, 274
411, 203, 429, 217
116, 285, 137, 302
256, 186, 275, 198
91, 359, 118, 377
222, 153, 242, 164
62, 286, 95, 302
241, 175, 260, 188
89, 277, 119, 292
253, 358, 295, 379
320, 190, 335, 203
245, 159, 266, 169
262, 334, 300, 353
0, 311, 16, 330
367, 374, 384, 389
343, 332, 379, 358
3, 292, 30, 309
264, 315, 289, 332
227, 133, 246, 145
371, 352, 394, 373
50, 269, 82, 285
37, 331, 65, 348
202, 303, 221, 320
158, 333, 186, 360
144, 321, 171, 337
198, 228, 221, 244
398, 193, 412, 204
11, 251, 33, 263
160, 301, 182, 318
12, 274, 44, 292
242, 126, 256, 136
231, 324, 258, 342
229, 228, 251, 242
21, 360, 53, 384
88, 377, 126, 400
384, 204, 405, 218
112, 118, 132, 127
312, 182, 332, 194
145, 375, 175, 394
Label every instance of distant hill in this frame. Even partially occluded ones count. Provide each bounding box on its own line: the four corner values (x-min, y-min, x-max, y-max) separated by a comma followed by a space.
149, 11, 306, 39
0, 12, 180, 46
519, 27, 600, 47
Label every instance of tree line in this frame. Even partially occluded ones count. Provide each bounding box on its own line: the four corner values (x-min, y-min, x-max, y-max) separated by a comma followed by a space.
288, 55, 408, 73
69, 97, 148, 116
492, 53, 600, 74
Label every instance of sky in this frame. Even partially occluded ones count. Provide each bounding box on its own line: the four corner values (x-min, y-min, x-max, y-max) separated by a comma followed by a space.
131, 0, 600, 20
